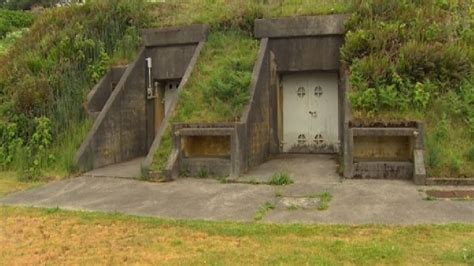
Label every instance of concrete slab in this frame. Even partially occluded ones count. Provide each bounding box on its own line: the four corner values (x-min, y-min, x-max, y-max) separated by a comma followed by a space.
1, 155, 473, 224
265, 179, 474, 224
84, 157, 144, 178
235, 154, 341, 192
0, 176, 274, 222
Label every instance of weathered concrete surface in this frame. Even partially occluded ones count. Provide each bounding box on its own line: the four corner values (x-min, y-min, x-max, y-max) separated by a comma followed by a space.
0, 177, 274, 222
1, 155, 473, 224
233, 154, 341, 196
266, 179, 474, 224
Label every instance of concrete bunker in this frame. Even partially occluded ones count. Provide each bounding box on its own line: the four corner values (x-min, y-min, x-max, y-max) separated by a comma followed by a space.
164, 15, 426, 184
75, 25, 209, 173
164, 15, 348, 178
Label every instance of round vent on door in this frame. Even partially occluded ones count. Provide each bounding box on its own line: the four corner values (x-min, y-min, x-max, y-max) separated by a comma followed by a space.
296, 87, 306, 98
313, 133, 324, 145
297, 134, 307, 145
314, 85, 323, 97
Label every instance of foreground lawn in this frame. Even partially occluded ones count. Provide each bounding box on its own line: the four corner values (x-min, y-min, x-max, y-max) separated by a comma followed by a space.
0, 207, 473, 265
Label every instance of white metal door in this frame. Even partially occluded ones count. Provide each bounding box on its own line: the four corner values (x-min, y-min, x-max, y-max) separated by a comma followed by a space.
282, 72, 339, 153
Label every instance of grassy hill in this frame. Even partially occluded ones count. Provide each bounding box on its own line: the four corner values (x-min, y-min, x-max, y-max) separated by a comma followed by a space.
0, 0, 472, 180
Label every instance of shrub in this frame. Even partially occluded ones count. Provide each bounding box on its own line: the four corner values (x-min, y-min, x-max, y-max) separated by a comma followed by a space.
449, 155, 462, 174
0, 9, 34, 37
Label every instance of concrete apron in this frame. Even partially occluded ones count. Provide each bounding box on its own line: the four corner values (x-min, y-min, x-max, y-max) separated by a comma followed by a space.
1, 154, 473, 224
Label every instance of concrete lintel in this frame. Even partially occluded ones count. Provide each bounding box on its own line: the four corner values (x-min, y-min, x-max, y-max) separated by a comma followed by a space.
254, 14, 349, 38
178, 128, 235, 136
352, 127, 419, 137
141, 24, 209, 47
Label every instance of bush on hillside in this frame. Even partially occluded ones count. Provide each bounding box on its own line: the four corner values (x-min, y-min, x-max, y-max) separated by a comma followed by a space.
342, 0, 473, 115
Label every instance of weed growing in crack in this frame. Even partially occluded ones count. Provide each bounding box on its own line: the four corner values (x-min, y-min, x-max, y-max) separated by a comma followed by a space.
287, 205, 299, 211
269, 172, 293, 186
254, 202, 275, 222
318, 192, 333, 211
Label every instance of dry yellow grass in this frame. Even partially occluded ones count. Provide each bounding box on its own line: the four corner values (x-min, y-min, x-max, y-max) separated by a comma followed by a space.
1, 206, 473, 265
0, 172, 43, 197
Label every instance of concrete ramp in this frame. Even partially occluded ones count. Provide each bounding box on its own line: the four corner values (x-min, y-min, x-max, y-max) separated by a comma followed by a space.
83, 157, 145, 179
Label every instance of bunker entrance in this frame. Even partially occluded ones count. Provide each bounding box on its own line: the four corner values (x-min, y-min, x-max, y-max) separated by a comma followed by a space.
146, 79, 181, 149
279, 71, 339, 154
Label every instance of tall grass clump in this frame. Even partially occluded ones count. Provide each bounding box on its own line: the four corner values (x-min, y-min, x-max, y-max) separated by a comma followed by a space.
0, 0, 150, 179
342, 0, 474, 177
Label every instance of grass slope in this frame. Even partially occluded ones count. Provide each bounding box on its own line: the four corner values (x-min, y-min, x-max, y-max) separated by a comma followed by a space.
1, 206, 473, 264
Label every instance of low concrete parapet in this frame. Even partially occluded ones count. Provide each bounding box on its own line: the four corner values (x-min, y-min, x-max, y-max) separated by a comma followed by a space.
167, 123, 244, 179
344, 122, 426, 183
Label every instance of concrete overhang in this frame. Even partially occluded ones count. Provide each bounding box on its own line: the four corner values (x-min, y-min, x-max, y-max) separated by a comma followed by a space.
141, 24, 210, 47
254, 14, 350, 38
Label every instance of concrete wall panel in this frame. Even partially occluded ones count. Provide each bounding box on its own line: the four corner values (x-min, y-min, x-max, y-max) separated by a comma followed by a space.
269, 36, 343, 72
145, 45, 196, 80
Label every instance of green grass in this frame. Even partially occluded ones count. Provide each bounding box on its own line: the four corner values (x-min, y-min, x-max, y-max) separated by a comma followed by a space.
269, 171, 294, 186
1, 206, 473, 264
253, 201, 275, 221
318, 191, 333, 211
149, 0, 351, 30
175, 31, 258, 122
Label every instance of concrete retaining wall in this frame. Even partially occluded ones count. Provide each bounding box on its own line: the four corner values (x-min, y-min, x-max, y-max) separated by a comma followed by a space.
240, 38, 273, 173
75, 49, 147, 171
86, 66, 126, 119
